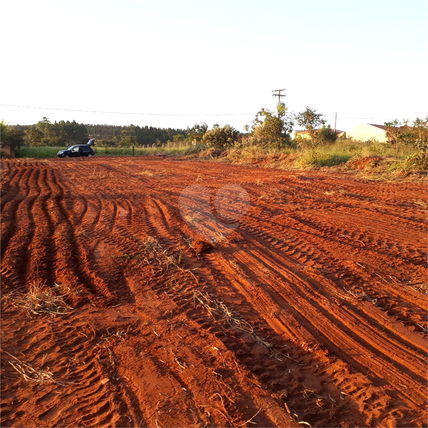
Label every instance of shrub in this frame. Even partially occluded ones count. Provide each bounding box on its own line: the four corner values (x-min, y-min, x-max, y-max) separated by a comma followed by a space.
249, 107, 293, 150
295, 107, 326, 148
202, 125, 239, 149
317, 125, 338, 145
403, 138, 427, 171
183, 144, 207, 155
300, 150, 351, 167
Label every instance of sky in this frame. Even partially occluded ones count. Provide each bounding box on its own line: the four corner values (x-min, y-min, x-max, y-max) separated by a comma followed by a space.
1, 0, 427, 133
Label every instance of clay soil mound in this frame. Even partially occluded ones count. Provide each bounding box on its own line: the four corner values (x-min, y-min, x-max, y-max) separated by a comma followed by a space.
1, 157, 427, 427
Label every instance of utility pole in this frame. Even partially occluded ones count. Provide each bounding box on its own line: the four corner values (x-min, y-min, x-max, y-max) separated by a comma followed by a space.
272, 89, 286, 115
334, 112, 337, 133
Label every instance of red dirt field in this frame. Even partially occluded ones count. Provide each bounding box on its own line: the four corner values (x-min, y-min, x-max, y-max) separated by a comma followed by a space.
1, 157, 427, 428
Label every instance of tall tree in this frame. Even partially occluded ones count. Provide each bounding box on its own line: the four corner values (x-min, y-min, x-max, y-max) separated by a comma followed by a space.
121, 124, 137, 147
412, 116, 428, 143
384, 119, 409, 156
24, 126, 44, 147
187, 123, 208, 143
295, 107, 327, 148
1, 120, 24, 154
250, 105, 294, 149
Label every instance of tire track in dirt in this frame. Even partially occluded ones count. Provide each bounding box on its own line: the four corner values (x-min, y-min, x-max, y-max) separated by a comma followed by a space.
207, 239, 426, 423
1, 307, 145, 427
236, 244, 426, 392
81, 195, 103, 234
120, 192, 304, 425
278, 212, 428, 328
192, 246, 373, 426
241, 202, 427, 332
179, 184, 427, 424
26, 168, 56, 286
140, 196, 366, 425
288, 210, 426, 266
43, 168, 115, 303
112, 296, 296, 427
95, 192, 298, 426
70, 195, 89, 227
240, 196, 426, 348
235, 224, 425, 404
0, 167, 33, 257
1, 168, 39, 289
0, 163, 21, 209
67, 181, 151, 304
153, 168, 427, 412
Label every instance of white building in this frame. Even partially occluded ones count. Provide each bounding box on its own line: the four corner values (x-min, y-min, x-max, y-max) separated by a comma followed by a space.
343, 123, 388, 143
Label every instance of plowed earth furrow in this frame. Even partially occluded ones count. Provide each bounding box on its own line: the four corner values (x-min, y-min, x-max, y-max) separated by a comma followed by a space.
1, 158, 426, 428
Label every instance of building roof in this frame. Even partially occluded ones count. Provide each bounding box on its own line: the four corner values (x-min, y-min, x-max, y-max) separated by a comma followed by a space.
293, 129, 344, 134
368, 123, 387, 130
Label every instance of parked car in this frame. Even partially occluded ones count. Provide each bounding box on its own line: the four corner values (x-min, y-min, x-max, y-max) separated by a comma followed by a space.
57, 145, 95, 158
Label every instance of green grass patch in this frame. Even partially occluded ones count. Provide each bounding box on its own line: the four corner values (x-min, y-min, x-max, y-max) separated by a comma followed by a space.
300, 151, 352, 167
298, 144, 354, 167
16, 144, 201, 159
16, 146, 63, 158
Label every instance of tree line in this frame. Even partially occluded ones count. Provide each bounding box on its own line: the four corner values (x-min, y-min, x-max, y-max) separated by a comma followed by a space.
2, 118, 190, 149
1, 108, 427, 160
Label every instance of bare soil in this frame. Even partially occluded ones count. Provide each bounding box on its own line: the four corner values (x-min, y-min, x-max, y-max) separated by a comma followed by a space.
1, 157, 427, 427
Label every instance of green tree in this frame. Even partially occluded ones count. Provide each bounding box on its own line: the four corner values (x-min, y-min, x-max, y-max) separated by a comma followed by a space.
317, 125, 338, 145
1, 120, 25, 154
24, 125, 44, 146
384, 119, 411, 156
36, 117, 55, 145
412, 116, 428, 143
62, 120, 88, 145
32, 118, 88, 146
121, 124, 137, 147
0, 120, 7, 143
173, 134, 186, 147
295, 107, 327, 148
120, 136, 137, 147
202, 124, 239, 149
187, 123, 208, 143
249, 105, 294, 149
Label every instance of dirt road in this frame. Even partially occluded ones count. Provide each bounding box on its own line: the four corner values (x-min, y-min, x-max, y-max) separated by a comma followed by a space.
1, 157, 427, 427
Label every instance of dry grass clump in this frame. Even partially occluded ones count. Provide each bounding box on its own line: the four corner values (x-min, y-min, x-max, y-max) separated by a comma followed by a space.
193, 291, 272, 349
7, 282, 73, 317
3, 351, 71, 386
193, 291, 300, 362
137, 170, 154, 177
131, 236, 198, 281
94, 326, 132, 368
142, 236, 164, 256
136, 236, 178, 268
138, 236, 186, 270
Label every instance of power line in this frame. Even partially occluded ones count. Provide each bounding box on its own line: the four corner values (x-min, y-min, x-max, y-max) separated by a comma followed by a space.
0, 103, 413, 121
0, 103, 255, 117
324, 115, 405, 120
